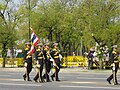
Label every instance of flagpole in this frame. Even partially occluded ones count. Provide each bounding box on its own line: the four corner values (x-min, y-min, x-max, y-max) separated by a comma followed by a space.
28, 0, 31, 41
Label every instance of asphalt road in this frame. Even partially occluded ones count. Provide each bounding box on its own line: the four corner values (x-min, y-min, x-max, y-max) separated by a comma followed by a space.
0, 67, 120, 90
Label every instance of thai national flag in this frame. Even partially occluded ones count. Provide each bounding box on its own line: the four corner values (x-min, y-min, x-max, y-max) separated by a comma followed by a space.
31, 31, 39, 46
27, 31, 39, 55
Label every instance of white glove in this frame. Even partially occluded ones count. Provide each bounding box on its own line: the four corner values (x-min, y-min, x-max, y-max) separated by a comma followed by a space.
59, 54, 63, 60
50, 58, 54, 62
36, 64, 40, 68
113, 63, 115, 70
24, 62, 27, 67
47, 51, 50, 54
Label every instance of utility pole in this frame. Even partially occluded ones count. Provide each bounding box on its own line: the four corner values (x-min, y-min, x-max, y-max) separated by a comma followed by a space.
28, 0, 31, 41
80, 36, 82, 56
80, 31, 83, 56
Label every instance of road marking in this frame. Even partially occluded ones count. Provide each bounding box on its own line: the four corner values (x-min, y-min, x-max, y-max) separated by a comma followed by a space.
0, 75, 11, 77
71, 81, 96, 84
0, 78, 23, 81
60, 85, 120, 89
0, 83, 42, 87
77, 77, 106, 80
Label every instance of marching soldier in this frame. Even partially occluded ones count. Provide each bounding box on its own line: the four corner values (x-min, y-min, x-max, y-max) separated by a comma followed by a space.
106, 45, 119, 85
51, 43, 61, 81
43, 43, 52, 82
33, 43, 44, 83
23, 42, 32, 81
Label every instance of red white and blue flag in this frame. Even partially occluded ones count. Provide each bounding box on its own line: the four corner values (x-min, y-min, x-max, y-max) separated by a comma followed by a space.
31, 31, 39, 46
27, 30, 39, 55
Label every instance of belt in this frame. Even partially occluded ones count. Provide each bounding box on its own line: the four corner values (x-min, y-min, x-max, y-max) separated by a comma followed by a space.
114, 61, 119, 63
38, 57, 43, 59
54, 56, 59, 58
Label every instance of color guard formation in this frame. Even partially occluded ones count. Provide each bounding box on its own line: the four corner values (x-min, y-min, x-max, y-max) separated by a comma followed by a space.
23, 42, 62, 83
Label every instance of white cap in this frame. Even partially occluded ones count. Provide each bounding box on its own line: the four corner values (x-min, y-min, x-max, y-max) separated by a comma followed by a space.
90, 48, 94, 51
53, 43, 58, 46
25, 42, 30, 45
112, 45, 117, 48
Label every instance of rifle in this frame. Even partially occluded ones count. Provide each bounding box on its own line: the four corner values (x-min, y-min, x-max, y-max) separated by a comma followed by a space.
47, 51, 59, 69
92, 34, 106, 52
92, 34, 100, 45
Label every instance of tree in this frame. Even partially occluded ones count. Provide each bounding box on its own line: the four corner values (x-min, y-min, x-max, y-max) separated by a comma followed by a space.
1, 0, 119, 59
0, 0, 23, 67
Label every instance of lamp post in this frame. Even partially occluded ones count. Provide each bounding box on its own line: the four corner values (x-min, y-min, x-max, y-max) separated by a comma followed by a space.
80, 31, 83, 56
28, 0, 31, 41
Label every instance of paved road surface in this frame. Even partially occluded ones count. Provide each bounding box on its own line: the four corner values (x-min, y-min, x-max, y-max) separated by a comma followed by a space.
0, 67, 120, 90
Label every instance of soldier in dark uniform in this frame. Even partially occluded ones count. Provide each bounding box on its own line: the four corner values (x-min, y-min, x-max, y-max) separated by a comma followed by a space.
43, 43, 52, 82
23, 42, 32, 81
87, 48, 94, 70
51, 43, 61, 81
106, 45, 119, 85
33, 43, 44, 83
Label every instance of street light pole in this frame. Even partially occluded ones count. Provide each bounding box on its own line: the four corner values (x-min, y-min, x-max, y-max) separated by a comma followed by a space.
80, 31, 83, 56
28, 0, 31, 41
80, 36, 82, 56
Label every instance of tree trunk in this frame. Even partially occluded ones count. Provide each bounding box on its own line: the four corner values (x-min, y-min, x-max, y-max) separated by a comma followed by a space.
2, 43, 7, 68
2, 57, 5, 68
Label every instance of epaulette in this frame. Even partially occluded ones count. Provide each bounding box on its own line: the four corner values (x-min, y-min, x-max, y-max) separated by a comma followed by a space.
44, 48, 48, 51
112, 51, 117, 54
36, 49, 41, 51
52, 48, 56, 51
25, 48, 29, 50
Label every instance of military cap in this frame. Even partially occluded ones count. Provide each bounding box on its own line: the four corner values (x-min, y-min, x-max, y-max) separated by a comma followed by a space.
25, 42, 30, 45
90, 48, 95, 51
44, 42, 49, 46
112, 45, 117, 48
53, 42, 58, 46
37, 43, 43, 46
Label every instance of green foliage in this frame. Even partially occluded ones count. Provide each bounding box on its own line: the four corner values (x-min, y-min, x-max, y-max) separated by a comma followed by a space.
1, 0, 120, 56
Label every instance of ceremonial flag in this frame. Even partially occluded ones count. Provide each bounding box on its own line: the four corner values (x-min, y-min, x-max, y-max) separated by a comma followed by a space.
27, 30, 39, 55
31, 31, 39, 46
